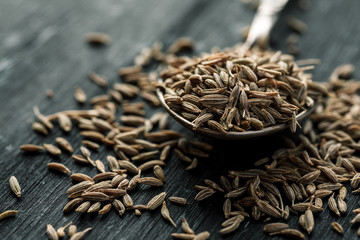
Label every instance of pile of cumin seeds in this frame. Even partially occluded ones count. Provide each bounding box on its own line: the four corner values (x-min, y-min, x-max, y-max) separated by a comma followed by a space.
18, 37, 217, 239
157, 46, 317, 134
60, 112, 212, 218
192, 63, 360, 238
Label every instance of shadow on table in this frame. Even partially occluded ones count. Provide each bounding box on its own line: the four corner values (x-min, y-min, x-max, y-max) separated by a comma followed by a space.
201, 127, 303, 172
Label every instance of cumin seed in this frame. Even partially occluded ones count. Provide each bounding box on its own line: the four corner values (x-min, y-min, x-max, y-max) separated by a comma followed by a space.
147, 192, 166, 210
48, 162, 71, 174
0, 210, 18, 221
9, 176, 21, 198
46, 224, 58, 240
331, 222, 343, 234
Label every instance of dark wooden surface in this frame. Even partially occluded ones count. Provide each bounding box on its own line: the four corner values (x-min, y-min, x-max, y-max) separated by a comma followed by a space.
1, 0, 360, 239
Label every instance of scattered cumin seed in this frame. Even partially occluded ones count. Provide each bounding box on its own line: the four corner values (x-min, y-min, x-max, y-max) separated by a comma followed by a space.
328, 193, 340, 217
69, 227, 92, 240
147, 192, 166, 210
153, 165, 165, 181
33, 106, 53, 129
47, 224, 58, 240
72, 155, 91, 165
193, 231, 210, 240
58, 113, 72, 133
20, 144, 44, 152
186, 158, 198, 171
256, 200, 282, 218
32, 122, 49, 135
107, 156, 120, 172
0, 210, 18, 221
297, 170, 320, 185
9, 176, 21, 198
85, 32, 111, 46
304, 209, 314, 234
204, 179, 224, 192
339, 186, 347, 200
80, 146, 91, 159
223, 198, 231, 219
43, 143, 62, 156
98, 203, 112, 215
219, 215, 242, 234
253, 157, 270, 166
57, 221, 72, 238
118, 160, 139, 174
127, 173, 140, 190
89, 72, 108, 87
353, 208, 360, 214
46, 89, 54, 98
137, 177, 164, 187
269, 229, 305, 240
160, 145, 171, 161
74, 87, 87, 104
286, 15, 308, 34
167, 37, 194, 54
87, 202, 101, 213
171, 233, 196, 240
92, 172, 117, 182
331, 222, 343, 234
181, 217, 195, 235
222, 215, 244, 228
47, 162, 71, 174
55, 137, 74, 153
263, 223, 289, 233
357, 226, 360, 237
81, 140, 100, 150
132, 150, 159, 162
292, 203, 322, 213
135, 209, 141, 216
112, 199, 125, 216
337, 195, 347, 214
68, 225, 77, 237
350, 213, 360, 224
97, 188, 126, 198
138, 160, 166, 171
75, 201, 91, 213
161, 201, 177, 227
122, 194, 134, 208
169, 196, 188, 206
82, 192, 110, 202
194, 188, 216, 201
70, 173, 93, 183
95, 160, 106, 173
63, 198, 83, 213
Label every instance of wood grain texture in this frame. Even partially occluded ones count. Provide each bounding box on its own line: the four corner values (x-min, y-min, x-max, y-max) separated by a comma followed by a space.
1, 0, 360, 239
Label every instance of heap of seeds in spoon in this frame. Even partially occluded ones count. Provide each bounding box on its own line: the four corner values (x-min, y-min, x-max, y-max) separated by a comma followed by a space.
158, 46, 317, 133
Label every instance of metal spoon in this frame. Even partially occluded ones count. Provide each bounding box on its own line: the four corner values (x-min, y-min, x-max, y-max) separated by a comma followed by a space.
242, 0, 289, 52
156, 0, 315, 140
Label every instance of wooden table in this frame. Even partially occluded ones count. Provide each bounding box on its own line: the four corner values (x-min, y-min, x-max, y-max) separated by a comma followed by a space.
1, 0, 360, 239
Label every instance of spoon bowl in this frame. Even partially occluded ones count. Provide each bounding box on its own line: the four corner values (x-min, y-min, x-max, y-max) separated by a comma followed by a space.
156, 88, 315, 140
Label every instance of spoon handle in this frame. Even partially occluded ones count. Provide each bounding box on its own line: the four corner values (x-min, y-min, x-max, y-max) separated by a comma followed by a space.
243, 0, 288, 51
